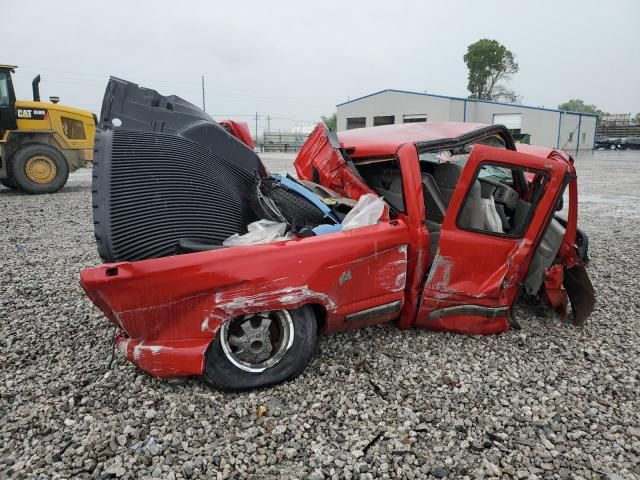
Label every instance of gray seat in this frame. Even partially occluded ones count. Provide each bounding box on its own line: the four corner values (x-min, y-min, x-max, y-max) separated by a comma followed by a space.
425, 220, 441, 261
421, 173, 447, 224
381, 176, 405, 212
418, 173, 445, 261
433, 162, 483, 230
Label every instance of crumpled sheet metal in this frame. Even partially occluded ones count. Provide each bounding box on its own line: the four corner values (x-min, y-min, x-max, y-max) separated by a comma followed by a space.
295, 124, 378, 202
219, 119, 254, 149
543, 264, 569, 320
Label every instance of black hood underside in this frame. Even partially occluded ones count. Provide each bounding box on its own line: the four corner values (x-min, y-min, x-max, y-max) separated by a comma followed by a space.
92, 77, 267, 263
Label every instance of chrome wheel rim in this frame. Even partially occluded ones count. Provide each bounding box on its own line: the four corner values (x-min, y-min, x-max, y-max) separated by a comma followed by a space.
220, 310, 294, 373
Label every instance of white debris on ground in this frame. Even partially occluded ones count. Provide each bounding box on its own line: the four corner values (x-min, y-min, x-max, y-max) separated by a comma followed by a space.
0, 151, 639, 479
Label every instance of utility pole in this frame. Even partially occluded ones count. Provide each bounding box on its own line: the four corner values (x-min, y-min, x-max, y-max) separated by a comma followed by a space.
255, 112, 259, 143
201, 76, 206, 112
266, 114, 271, 133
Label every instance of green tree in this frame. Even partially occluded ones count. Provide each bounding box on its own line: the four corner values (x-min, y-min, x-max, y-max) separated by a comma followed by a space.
321, 113, 337, 130
557, 99, 603, 115
464, 39, 519, 102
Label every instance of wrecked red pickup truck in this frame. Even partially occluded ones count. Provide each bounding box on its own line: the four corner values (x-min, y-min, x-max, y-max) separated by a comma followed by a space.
81, 78, 594, 390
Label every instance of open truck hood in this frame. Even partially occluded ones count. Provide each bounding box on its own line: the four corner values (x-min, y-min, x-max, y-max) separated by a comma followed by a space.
93, 77, 267, 263
91, 80, 355, 264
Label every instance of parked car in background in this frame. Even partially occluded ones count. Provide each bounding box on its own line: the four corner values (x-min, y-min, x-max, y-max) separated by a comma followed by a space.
595, 136, 640, 150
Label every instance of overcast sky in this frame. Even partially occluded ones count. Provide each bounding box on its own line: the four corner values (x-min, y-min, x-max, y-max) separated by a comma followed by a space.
6, 0, 639, 134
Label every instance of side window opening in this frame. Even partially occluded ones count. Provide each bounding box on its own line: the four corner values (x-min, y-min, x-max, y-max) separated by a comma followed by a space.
457, 163, 548, 237
403, 114, 427, 123
346, 117, 366, 130
416, 136, 511, 225
61, 117, 86, 140
355, 157, 405, 214
0, 72, 11, 107
373, 115, 395, 127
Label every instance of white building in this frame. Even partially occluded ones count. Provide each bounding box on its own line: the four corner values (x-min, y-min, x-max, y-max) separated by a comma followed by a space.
337, 89, 597, 151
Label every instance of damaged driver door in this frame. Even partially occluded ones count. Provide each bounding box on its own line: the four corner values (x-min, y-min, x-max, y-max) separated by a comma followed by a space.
416, 144, 568, 334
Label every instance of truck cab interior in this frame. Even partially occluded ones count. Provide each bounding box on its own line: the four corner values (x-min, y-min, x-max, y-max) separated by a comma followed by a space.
353, 137, 560, 288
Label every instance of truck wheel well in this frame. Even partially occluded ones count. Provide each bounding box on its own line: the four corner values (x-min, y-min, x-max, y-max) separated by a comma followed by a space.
308, 303, 327, 334
4, 133, 79, 171
5, 134, 54, 162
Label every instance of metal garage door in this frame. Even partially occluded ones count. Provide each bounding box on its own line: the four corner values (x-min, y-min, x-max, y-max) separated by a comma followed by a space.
492, 113, 522, 130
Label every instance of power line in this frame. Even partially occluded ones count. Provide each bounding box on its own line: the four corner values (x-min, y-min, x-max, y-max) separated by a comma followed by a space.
211, 113, 319, 123
15, 65, 338, 107
11, 66, 329, 124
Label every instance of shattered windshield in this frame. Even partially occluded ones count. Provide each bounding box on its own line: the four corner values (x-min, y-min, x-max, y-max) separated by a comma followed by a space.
472, 163, 512, 183
419, 148, 512, 183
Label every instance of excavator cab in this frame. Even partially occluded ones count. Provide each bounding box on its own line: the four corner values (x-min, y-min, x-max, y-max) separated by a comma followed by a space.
0, 66, 18, 132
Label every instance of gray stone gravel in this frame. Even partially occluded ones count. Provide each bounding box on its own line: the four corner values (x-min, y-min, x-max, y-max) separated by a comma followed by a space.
1, 151, 639, 479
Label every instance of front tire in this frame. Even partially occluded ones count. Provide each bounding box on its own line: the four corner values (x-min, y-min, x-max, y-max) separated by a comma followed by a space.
9, 144, 70, 194
0, 177, 17, 189
203, 306, 318, 391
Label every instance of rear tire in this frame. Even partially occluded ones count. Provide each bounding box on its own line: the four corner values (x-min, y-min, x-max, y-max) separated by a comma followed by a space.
9, 144, 69, 194
203, 306, 318, 391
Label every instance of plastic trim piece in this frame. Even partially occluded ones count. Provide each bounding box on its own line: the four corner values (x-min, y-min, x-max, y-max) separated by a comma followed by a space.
345, 300, 402, 322
272, 174, 340, 224
427, 305, 509, 321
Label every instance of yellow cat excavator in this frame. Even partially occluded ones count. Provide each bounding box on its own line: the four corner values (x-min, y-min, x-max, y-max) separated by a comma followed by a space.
0, 65, 96, 194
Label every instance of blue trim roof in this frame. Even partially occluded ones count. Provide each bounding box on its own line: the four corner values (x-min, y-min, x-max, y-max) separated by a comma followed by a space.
336, 89, 599, 118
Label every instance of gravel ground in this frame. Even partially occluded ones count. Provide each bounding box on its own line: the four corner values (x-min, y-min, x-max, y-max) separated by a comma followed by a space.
1, 150, 639, 479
